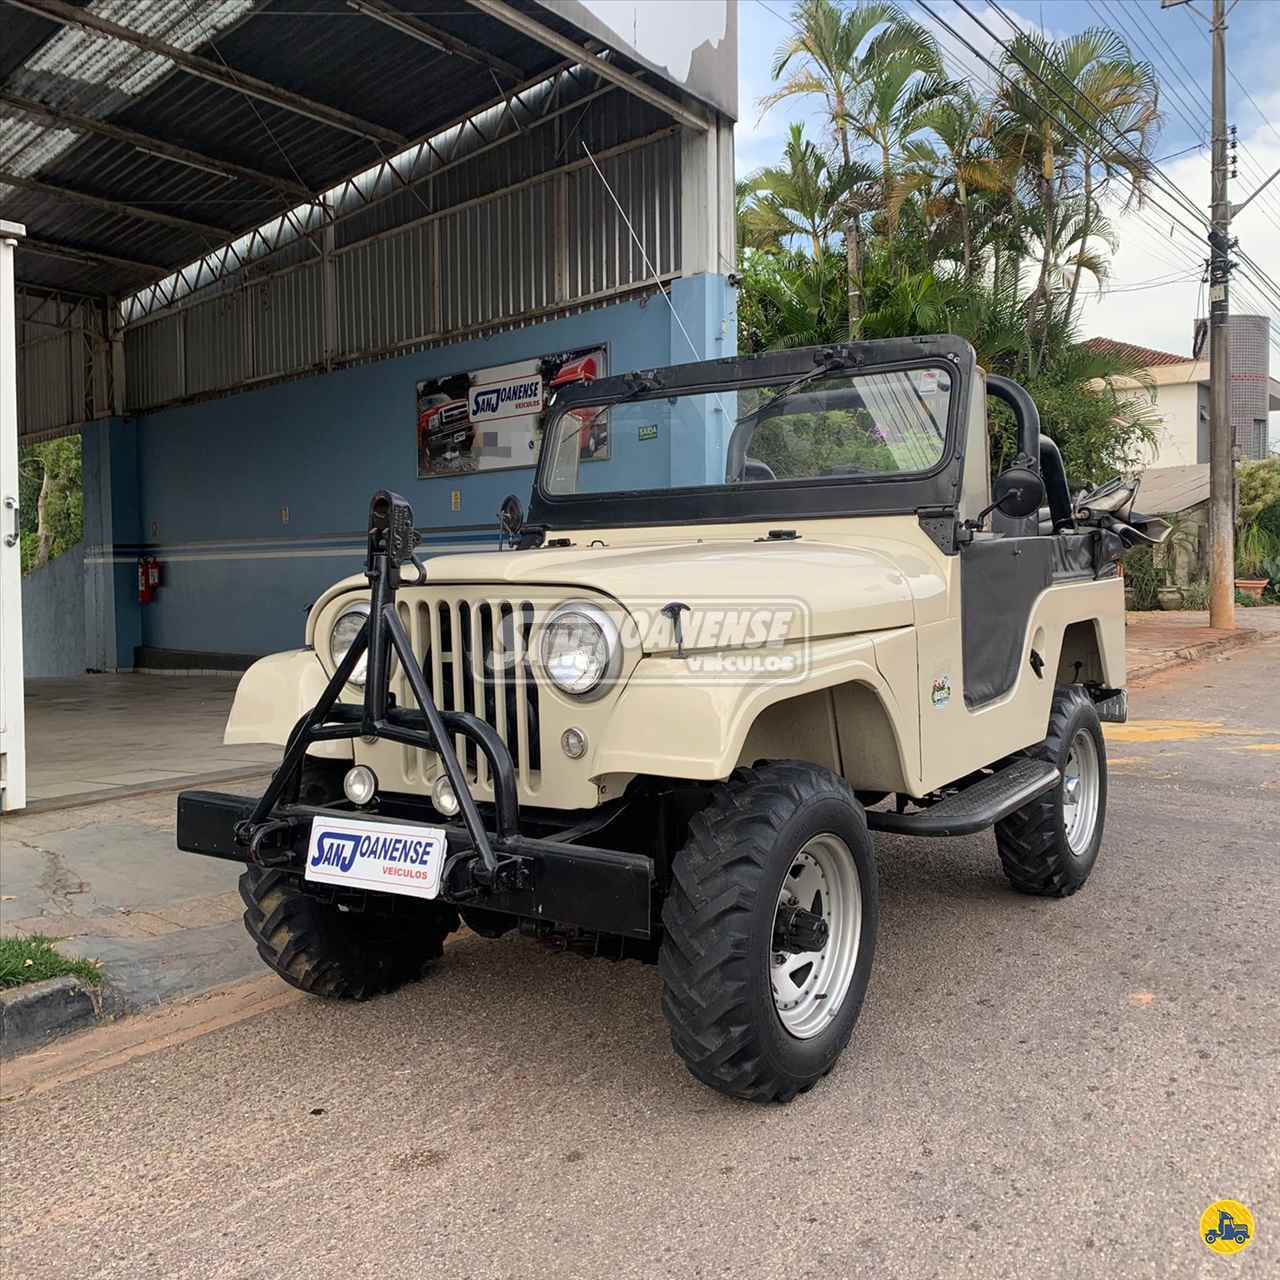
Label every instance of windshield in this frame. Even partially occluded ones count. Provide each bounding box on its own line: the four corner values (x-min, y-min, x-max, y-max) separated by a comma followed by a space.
540, 365, 953, 498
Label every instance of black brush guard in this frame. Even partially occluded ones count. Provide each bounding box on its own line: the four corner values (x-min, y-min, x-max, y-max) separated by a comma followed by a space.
175, 490, 652, 939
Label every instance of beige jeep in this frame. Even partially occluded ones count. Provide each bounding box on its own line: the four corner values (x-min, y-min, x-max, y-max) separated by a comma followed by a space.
178, 335, 1141, 1103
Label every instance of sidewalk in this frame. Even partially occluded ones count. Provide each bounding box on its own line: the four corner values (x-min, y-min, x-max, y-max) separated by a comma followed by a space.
1, 784, 268, 1028
1126, 606, 1279, 681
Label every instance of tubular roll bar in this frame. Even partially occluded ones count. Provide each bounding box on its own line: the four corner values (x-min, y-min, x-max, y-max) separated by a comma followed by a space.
986, 374, 1074, 532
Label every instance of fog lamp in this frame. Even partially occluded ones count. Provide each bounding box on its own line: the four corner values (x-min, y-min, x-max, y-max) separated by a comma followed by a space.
343, 765, 378, 806
561, 727, 588, 759
432, 774, 460, 818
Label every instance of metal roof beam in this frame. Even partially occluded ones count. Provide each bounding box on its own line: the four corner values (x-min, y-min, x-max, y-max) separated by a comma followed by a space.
5, 0, 407, 148
18, 235, 166, 277
345, 0, 524, 82
464, 0, 709, 131
0, 92, 315, 203
0, 171, 233, 239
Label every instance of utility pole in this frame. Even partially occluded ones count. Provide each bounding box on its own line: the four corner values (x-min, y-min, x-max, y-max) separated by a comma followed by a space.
1162, 0, 1234, 626
1207, 0, 1235, 629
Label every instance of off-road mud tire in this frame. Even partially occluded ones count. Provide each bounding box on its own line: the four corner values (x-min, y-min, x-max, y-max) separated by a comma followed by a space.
659, 762, 878, 1104
995, 685, 1107, 897
239, 867, 459, 999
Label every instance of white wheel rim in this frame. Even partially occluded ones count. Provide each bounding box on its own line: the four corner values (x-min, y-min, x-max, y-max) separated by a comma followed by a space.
1062, 729, 1101, 856
770, 833, 862, 1039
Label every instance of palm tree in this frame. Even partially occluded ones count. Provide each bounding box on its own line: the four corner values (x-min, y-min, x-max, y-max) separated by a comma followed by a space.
761, 0, 902, 334
740, 125, 867, 266
845, 20, 952, 222
996, 27, 1159, 366
1063, 43, 1159, 326
892, 88, 1013, 280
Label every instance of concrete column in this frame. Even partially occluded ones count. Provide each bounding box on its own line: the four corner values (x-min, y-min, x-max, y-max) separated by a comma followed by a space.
82, 418, 141, 671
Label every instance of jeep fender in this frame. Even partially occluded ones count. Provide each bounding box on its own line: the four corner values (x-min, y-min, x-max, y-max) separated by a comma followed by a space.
223, 649, 353, 761
592, 630, 921, 794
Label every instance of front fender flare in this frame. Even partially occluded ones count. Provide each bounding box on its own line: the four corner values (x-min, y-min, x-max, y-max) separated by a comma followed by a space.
223, 649, 353, 761
592, 631, 919, 790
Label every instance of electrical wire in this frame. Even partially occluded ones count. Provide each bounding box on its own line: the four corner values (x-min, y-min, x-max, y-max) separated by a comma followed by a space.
966, 0, 1277, 329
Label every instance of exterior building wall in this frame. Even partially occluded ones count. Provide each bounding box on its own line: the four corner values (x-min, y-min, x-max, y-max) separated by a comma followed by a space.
79, 275, 734, 664
20, 542, 86, 677
1147, 380, 1201, 468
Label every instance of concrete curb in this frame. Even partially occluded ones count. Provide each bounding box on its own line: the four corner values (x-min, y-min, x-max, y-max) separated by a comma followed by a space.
1128, 626, 1265, 683
0, 976, 124, 1060
21, 766, 272, 816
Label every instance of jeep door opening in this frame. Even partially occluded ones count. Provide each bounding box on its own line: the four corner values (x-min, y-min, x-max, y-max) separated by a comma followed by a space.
177, 335, 1147, 1103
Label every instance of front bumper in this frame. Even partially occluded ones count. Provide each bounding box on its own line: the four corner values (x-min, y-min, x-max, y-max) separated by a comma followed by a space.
176, 789, 653, 939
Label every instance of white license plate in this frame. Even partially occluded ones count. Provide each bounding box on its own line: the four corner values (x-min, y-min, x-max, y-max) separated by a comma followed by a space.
305, 815, 447, 900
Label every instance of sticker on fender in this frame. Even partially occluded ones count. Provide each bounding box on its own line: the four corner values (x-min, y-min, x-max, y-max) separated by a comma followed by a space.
305, 815, 447, 900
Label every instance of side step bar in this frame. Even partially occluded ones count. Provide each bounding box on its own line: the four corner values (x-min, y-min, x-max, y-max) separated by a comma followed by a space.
867, 758, 1060, 837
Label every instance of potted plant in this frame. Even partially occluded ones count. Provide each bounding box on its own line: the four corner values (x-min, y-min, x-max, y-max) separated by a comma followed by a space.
1234, 523, 1278, 599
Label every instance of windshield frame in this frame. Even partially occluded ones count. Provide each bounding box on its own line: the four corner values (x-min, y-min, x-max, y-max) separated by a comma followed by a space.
529, 336, 974, 531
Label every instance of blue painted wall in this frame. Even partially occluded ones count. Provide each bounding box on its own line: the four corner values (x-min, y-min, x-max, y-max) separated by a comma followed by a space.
109, 276, 735, 659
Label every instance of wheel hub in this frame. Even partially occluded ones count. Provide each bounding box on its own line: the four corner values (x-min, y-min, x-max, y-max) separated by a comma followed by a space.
1062, 728, 1101, 856
773, 904, 830, 954
769, 835, 862, 1039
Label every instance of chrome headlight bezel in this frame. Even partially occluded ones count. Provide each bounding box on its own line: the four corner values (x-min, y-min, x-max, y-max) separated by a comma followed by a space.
328, 600, 371, 688
539, 599, 622, 700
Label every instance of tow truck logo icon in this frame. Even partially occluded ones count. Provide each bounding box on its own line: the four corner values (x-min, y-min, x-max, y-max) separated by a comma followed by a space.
311, 831, 361, 874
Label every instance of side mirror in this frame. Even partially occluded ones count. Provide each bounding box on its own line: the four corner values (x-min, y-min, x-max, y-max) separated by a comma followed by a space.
991, 465, 1045, 520
497, 494, 524, 542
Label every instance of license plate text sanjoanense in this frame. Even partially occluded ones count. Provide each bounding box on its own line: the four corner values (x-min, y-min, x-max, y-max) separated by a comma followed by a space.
304, 815, 447, 900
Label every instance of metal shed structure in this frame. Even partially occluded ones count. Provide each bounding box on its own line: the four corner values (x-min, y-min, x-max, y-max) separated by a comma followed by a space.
0, 0, 738, 810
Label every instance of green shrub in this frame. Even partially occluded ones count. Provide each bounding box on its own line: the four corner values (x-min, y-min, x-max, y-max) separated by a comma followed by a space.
1180, 579, 1210, 610
1238, 458, 1280, 527
1235, 590, 1265, 608
1257, 499, 1280, 544
1123, 546, 1161, 609
1235, 523, 1280, 577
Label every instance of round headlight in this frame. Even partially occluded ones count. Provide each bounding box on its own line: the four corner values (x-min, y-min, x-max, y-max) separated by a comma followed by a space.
329, 601, 370, 687
540, 601, 621, 699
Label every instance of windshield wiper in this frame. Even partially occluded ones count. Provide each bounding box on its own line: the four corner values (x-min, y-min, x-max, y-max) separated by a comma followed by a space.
734, 351, 855, 426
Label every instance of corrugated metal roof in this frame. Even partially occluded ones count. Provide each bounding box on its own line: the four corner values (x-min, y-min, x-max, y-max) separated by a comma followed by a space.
1, 0, 671, 298
1138, 464, 1210, 514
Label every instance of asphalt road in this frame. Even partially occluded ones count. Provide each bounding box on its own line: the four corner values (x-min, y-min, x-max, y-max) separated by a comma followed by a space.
3, 640, 1277, 1280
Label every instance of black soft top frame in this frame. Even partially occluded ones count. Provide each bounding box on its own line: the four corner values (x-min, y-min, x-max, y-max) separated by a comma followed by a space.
529, 335, 978, 531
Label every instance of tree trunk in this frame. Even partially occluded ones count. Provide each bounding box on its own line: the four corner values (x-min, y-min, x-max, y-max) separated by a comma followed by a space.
34, 464, 53, 570
958, 178, 972, 282
846, 216, 863, 338
1030, 159, 1056, 376
1065, 161, 1092, 330
837, 122, 862, 339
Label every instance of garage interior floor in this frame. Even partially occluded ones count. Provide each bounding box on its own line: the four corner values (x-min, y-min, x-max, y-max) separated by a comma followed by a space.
21, 674, 279, 809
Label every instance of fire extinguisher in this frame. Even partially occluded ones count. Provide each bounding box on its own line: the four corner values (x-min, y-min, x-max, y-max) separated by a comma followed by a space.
137, 556, 163, 603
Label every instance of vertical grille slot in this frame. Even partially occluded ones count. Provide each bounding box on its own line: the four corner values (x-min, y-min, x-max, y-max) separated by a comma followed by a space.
407, 594, 541, 791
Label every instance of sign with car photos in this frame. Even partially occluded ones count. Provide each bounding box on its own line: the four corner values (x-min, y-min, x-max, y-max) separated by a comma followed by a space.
416, 345, 608, 479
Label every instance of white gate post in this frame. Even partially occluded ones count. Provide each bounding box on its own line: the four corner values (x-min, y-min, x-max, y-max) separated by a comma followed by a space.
0, 219, 27, 812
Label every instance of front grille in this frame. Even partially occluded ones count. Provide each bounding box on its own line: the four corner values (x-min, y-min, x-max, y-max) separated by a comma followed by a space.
437, 403, 468, 428
397, 597, 542, 792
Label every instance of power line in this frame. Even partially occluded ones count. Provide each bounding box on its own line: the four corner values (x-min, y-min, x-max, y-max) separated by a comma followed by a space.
916, 0, 1211, 267
978, 0, 1278, 336
977, 0, 1210, 232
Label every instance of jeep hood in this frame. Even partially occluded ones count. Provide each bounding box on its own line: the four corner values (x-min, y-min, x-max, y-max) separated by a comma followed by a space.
424, 539, 915, 649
